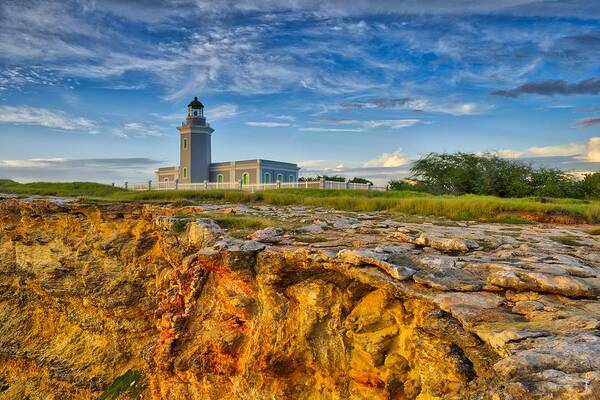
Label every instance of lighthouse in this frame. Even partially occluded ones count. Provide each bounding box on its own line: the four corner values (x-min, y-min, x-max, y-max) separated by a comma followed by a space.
177, 97, 214, 183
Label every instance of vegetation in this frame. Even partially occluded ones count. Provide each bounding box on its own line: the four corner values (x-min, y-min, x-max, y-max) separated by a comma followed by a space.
103, 189, 600, 223
3, 178, 600, 224
395, 152, 600, 199
96, 370, 145, 400
587, 227, 600, 235
550, 236, 585, 246
0, 179, 124, 197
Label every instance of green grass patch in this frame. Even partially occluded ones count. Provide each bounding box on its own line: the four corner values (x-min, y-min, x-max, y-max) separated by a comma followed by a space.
96, 370, 145, 400
294, 235, 329, 243
3, 181, 600, 224
484, 215, 533, 224
209, 215, 271, 230
0, 179, 123, 197
171, 218, 191, 233
550, 236, 584, 246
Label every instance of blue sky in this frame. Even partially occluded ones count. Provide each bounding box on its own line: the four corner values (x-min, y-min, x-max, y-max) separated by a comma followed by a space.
0, 0, 599, 184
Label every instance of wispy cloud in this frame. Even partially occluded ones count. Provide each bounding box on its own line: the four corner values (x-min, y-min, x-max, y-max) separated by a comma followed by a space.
576, 117, 600, 128
299, 127, 365, 132
113, 122, 166, 138
0, 157, 163, 183
246, 121, 291, 127
492, 78, 600, 97
340, 97, 489, 115
307, 118, 427, 131
210, 104, 240, 120
0, 105, 96, 132
492, 137, 600, 162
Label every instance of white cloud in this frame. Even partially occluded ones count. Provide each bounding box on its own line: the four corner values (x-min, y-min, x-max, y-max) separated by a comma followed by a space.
493, 137, 600, 162
209, 104, 240, 120
340, 97, 490, 116
588, 137, 600, 162
246, 121, 291, 127
0, 157, 163, 183
364, 119, 424, 129
299, 127, 364, 132
363, 148, 409, 167
113, 122, 166, 138
0, 105, 96, 132
306, 118, 426, 132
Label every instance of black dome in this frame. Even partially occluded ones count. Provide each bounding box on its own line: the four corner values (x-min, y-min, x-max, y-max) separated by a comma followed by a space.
187, 96, 204, 108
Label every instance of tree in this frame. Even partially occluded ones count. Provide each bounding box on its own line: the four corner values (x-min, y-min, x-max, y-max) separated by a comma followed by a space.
322, 175, 346, 182
402, 152, 585, 199
348, 177, 372, 185
581, 172, 600, 198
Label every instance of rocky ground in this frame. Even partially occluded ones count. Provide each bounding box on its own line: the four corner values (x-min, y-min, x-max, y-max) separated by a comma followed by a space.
0, 198, 599, 399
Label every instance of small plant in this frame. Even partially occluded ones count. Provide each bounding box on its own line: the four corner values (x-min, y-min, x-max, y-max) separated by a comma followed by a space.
96, 370, 145, 400
171, 218, 191, 233
294, 235, 328, 243
485, 215, 533, 224
550, 236, 584, 246
587, 228, 600, 236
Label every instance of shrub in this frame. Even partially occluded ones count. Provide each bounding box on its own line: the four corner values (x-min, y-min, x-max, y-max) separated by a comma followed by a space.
581, 172, 600, 199
405, 152, 594, 199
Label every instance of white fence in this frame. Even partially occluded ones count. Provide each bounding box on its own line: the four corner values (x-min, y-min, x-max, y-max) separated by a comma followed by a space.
120, 179, 387, 193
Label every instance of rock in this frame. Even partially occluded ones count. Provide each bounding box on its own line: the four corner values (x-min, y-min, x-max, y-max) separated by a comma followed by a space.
299, 223, 325, 233
248, 227, 284, 243
336, 249, 415, 280
3, 199, 600, 400
186, 218, 224, 247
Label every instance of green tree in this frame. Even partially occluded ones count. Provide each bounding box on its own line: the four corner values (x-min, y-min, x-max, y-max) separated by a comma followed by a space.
348, 177, 372, 185
580, 172, 600, 198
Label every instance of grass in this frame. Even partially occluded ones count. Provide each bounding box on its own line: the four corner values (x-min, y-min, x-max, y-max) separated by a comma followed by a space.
294, 235, 329, 243
483, 215, 533, 224
0, 179, 124, 197
96, 370, 145, 400
550, 236, 585, 246
3, 180, 600, 224
588, 228, 600, 235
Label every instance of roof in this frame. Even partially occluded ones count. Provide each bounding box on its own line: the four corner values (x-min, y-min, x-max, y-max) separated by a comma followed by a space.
187, 96, 204, 108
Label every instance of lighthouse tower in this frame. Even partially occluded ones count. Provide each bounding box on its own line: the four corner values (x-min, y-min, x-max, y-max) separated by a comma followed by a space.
177, 97, 214, 183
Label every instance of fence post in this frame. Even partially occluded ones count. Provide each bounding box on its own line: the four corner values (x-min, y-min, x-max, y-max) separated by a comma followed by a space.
204, 180, 208, 190
124, 181, 128, 190
240, 179, 243, 190
148, 180, 152, 191
346, 181, 350, 190
175, 178, 179, 191
277, 180, 281, 189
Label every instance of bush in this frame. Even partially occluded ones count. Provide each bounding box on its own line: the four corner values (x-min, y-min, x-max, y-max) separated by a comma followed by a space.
581, 172, 600, 199
403, 152, 596, 199
348, 177, 372, 185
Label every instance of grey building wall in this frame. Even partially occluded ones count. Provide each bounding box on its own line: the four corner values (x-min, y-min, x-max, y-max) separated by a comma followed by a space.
156, 167, 179, 183
209, 159, 299, 184
178, 116, 213, 183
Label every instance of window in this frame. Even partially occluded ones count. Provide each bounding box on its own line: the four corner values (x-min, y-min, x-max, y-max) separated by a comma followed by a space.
264, 172, 271, 183
217, 174, 224, 184
183, 138, 188, 149
182, 167, 187, 178
288, 175, 294, 182
242, 173, 249, 185
277, 173, 283, 182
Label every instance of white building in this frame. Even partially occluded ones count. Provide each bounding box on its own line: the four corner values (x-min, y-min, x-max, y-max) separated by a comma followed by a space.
156, 97, 300, 185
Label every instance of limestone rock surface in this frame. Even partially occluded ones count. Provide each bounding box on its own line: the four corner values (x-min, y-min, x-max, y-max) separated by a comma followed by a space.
0, 199, 599, 399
